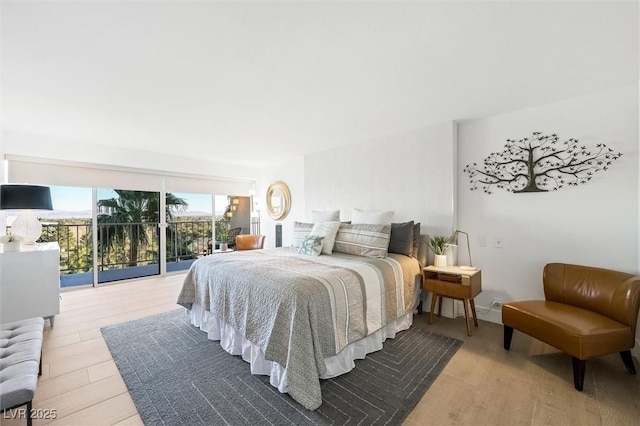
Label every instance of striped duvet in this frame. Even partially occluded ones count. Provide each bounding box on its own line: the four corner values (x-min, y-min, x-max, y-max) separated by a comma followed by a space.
177, 247, 421, 410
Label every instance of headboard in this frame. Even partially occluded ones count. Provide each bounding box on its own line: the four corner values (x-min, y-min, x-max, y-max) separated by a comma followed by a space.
416, 234, 429, 268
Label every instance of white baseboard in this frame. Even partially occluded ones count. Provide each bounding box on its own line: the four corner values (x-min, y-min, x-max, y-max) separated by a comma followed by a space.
421, 292, 503, 325
449, 300, 502, 324
473, 304, 503, 324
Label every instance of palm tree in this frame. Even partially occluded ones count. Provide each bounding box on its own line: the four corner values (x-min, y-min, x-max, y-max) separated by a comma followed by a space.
97, 190, 187, 267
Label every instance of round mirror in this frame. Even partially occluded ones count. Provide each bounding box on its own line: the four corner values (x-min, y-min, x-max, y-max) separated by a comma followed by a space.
266, 181, 291, 221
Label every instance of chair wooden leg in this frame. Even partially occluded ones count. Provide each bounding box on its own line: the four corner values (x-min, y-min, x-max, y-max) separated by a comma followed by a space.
572, 357, 586, 391
503, 325, 513, 350
620, 350, 636, 374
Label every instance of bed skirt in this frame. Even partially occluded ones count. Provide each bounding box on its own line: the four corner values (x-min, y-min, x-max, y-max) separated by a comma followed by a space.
188, 303, 413, 394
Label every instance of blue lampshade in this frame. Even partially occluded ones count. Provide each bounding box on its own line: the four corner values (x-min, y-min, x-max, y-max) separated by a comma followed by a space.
0, 185, 53, 210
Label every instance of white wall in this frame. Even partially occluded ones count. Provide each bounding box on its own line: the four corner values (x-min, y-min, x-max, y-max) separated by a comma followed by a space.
256, 158, 305, 249
303, 121, 458, 315
458, 84, 639, 339
304, 121, 457, 239
0, 129, 6, 235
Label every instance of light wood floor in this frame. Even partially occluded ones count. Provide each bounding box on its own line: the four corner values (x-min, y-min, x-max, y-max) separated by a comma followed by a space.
1, 274, 639, 426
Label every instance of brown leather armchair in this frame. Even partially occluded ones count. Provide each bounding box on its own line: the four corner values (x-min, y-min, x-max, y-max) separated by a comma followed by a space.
236, 235, 265, 251
502, 263, 640, 391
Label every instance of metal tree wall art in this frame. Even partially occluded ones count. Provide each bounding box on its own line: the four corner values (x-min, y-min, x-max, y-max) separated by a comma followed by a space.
463, 132, 622, 194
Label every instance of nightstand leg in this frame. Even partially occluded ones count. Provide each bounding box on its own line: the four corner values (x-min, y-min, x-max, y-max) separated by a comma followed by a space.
429, 293, 438, 325
470, 299, 479, 327
463, 299, 472, 336
437, 296, 443, 318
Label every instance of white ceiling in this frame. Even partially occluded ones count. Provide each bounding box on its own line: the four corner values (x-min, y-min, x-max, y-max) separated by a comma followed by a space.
2, 1, 638, 167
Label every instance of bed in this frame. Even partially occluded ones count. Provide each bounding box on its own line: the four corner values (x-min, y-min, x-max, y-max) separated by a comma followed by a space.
177, 222, 425, 410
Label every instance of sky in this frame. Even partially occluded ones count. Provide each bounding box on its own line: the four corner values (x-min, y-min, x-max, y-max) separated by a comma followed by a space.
49, 186, 229, 214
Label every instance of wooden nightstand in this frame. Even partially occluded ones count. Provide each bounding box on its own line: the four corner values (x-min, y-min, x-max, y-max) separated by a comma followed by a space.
423, 265, 482, 336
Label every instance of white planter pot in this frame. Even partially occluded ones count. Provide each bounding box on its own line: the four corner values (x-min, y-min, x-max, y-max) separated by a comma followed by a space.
434, 254, 448, 267
220, 243, 228, 252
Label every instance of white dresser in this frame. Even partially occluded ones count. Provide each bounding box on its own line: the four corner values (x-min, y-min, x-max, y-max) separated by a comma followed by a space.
0, 242, 60, 325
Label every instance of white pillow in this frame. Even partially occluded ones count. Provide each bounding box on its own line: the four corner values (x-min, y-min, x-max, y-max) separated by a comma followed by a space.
311, 210, 340, 222
292, 221, 314, 248
351, 208, 394, 225
310, 221, 341, 255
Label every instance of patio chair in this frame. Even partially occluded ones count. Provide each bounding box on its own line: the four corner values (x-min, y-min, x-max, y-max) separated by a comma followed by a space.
226, 227, 243, 250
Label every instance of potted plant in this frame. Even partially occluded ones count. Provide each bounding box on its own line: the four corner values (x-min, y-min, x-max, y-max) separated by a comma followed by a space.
218, 227, 229, 252
428, 235, 451, 267
0, 235, 23, 252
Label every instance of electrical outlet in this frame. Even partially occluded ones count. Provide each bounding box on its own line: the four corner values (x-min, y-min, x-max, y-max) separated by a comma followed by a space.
491, 298, 503, 309
477, 235, 486, 247
494, 237, 504, 248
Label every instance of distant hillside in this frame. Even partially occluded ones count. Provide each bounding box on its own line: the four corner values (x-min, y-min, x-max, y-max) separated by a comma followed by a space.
39, 210, 92, 219
174, 211, 215, 217
37, 210, 222, 219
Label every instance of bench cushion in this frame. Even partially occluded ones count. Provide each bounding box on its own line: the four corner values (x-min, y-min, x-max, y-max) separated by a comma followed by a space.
503, 301, 633, 359
0, 318, 44, 410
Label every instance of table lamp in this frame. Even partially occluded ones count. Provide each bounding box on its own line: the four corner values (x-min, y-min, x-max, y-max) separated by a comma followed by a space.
0, 184, 53, 244
447, 230, 476, 271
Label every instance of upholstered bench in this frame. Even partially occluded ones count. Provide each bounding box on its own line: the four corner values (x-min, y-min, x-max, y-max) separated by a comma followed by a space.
502, 263, 640, 391
0, 317, 45, 426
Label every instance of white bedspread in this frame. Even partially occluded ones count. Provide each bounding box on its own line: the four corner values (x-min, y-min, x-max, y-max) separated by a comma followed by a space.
177, 248, 421, 409
189, 303, 414, 391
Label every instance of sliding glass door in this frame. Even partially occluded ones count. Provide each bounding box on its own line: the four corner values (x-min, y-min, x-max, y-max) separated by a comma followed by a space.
166, 192, 211, 273
35, 186, 94, 288
14, 185, 249, 286
96, 189, 161, 283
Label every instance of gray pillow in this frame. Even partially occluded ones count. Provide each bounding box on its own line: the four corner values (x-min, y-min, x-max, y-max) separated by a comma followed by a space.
333, 223, 391, 258
389, 221, 414, 257
413, 222, 421, 258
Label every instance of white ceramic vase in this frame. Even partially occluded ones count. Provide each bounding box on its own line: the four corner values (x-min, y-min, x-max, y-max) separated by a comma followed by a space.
220, 243, 228, 252
434, 254, 448, 267
1, 242, 21, 252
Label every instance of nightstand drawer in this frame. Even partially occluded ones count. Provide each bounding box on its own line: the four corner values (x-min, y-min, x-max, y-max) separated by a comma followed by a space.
424, 278, 474, 299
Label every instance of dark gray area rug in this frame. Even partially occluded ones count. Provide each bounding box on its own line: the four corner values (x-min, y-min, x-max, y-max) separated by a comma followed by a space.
101, 309, 462, 425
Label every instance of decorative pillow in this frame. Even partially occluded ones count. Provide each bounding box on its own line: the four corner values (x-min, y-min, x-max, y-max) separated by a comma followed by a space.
413, 222, 421, 258
310, 221, 341, 254
311, 210, 340, 222
333, 223, 391, 258
351, 208, 394, 225
298, 235, 324, 256
292, 221, 314, 248
389, 221, 414, 257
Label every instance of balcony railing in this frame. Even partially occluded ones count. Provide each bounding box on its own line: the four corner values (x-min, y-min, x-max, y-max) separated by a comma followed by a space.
8, 219, 214, 287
